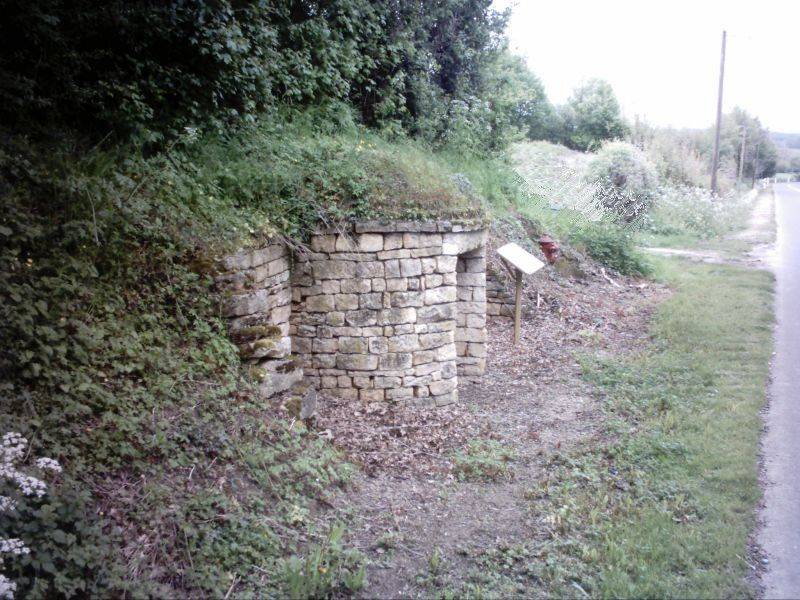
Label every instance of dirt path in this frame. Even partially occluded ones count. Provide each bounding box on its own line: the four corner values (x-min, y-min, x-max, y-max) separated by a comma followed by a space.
321, 266, 667, 597
641, 189, 775, 269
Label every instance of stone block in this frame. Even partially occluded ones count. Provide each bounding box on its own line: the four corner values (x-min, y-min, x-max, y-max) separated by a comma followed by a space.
423, 286, 457, 305
384, 233, 403, 250
386, 278, 408, 291
379, 353, 413, 370
312, 338, 339, 353
433, 390, 458, 406
417, 303, 455, 323
374, 376, 403, 389
268, 256, 290, 276
371, 278, 387, 292
312, 260, 356, 280
407, 277, 421, 291
305, 294, 336, 313
441, 360, 457, 379
357, 293, 382, 310
419, 331, 454, 349
420, 258, 437, 274
455, 327, 486, 343
368, 337, 389, 354
340, 279, 371, 294
335, 294, 359, 310
466, 313, 486, 328
403, 232, 442, 249
385, 259, 401, 278
388, 334, 419, 352
335, 235, 357, 252
353, 376, 373, 388
456, 272, 485, 287
321, 376, 338, 389
321, 280, 341, 294
429, 377, 456, 396
457, 301, 485, 315
436, 255, 458, 273
467, 342, 486, 358
354, 221, 438, 233
378, 307, 417, 325
223, 289, 270, 318
345, 309, 378, 327
358, 233, 384, 252
413, 350, 435, 366
339, 337, 368, 354
336, 354, 378, 371
414, 362, 439, 376
310, 234, 337, 253
326, 311, 345, 326
411, 247, 441, 258
424, 274, 443, 288
391, 291, 424, 308
378, 249, 412, 260
356, 261, 385, 278
386, 387, 414, 400
399, 258, 422, 277
435, 344, 457, 361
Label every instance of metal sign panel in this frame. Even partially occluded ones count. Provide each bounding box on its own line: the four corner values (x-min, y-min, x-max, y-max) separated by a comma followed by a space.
497, 242, 545, 275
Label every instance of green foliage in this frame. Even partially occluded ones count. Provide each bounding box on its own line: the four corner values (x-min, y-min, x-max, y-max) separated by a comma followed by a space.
0, 128, 362, 596
0, 481, 122, 598
1, 0, 510, 147
452, 439, 516, 482
585, 141, 658, 222
571, 223, 652, 277
559, 79, 628, 152
282, 524, 366, 599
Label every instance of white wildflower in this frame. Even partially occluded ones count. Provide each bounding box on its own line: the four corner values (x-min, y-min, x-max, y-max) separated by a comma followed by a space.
0, 539, 28, 556
0, 497, 15, 512
34, 458, 61, 473
0, 574, 17, 600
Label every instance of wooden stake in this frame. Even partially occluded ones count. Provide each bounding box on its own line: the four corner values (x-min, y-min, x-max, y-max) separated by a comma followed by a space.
514, 269, 523, 345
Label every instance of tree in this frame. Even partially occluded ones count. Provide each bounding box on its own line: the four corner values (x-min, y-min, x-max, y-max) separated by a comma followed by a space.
558, 79, 628, 152
585, 141, 657, 221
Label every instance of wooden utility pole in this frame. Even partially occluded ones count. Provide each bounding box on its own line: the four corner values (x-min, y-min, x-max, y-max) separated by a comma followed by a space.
738, 128, 747, 182
710, 30, 727, 195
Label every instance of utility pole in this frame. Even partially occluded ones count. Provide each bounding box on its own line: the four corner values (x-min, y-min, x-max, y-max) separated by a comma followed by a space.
710, 30, 727, 195
738, 127, 747, 182
752, 142, 760, 188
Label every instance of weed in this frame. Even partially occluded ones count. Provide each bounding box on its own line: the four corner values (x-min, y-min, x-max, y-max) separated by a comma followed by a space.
282, 524, 366, 599
452, 440, 516, 482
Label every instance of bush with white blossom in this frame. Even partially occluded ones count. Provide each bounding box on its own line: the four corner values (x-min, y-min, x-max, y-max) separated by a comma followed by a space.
0, 432, 61, 599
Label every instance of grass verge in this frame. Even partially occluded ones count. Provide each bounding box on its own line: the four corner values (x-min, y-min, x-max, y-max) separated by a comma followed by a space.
528, 257, 774, 597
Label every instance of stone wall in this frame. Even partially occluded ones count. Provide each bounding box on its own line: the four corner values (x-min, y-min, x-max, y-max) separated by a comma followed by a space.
216, 242, 302, 397
486, 266, 515, 318
455, 248, 487, 379
290, 221, 487, 407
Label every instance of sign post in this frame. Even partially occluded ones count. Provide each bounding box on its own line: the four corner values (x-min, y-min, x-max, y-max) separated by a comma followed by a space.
496, 243, 545, 345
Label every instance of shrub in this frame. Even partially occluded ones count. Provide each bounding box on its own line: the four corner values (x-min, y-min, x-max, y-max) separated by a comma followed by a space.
571, 223, 652, 277
585, 141, 658, 222
648, 186, 751, 239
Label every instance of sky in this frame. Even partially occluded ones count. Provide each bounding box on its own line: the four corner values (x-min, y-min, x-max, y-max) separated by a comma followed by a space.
495, 0, 800, 133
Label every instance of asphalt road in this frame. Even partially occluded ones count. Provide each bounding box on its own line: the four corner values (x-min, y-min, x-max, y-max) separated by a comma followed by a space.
760, 183, 800, 598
